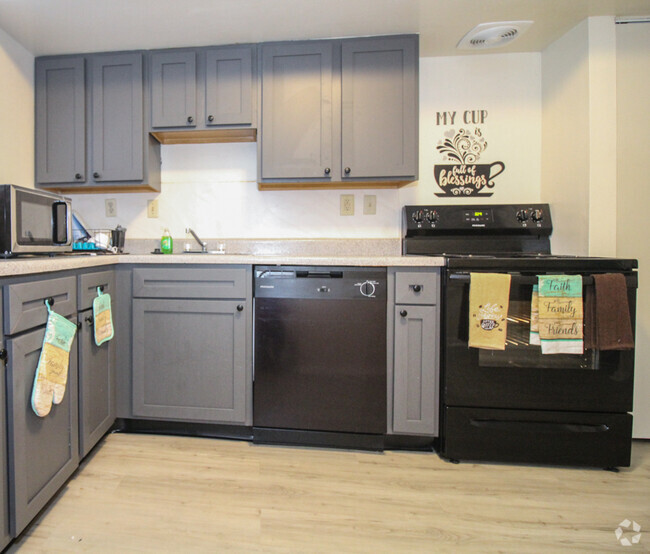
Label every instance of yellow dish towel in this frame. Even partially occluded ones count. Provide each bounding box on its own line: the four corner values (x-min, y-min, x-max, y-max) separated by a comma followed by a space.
469, 273, 511, 350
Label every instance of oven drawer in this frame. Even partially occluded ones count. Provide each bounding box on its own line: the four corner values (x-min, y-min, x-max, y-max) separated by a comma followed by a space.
442, 407, 632, 468
394, 270, 439, 305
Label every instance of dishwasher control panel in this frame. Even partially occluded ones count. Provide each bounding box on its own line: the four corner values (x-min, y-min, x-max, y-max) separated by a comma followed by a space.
254, 266, 386, 300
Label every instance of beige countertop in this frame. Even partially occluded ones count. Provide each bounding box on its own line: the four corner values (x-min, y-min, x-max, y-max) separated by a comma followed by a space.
0, 253, 445, 278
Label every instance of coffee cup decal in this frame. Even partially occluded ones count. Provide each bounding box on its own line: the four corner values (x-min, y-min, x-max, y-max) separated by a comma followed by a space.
434, 128, 505, 197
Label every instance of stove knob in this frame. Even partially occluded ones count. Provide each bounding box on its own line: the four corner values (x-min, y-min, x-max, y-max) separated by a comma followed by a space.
425, 210, 439, 223
412, 210, 424, 223
516, 209, 529, 222
531, 209, 544, 222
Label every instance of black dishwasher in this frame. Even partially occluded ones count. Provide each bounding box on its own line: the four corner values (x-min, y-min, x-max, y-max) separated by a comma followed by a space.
253, 266, 386, 449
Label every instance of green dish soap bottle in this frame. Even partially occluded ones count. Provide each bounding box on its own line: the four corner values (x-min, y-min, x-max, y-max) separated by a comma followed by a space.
161, 228, 173, 254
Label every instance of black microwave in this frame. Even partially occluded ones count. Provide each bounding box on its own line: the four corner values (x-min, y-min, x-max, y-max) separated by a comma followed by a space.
0, 184, 72, 256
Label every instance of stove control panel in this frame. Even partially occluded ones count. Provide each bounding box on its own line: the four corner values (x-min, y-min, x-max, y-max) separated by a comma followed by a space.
404, 203, 552, 237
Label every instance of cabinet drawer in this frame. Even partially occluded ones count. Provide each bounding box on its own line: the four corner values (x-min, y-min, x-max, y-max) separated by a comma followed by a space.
78, 270, 116, 311
395, 270, 439, 305
5, 276, 77, 335
133, 267, 247, 299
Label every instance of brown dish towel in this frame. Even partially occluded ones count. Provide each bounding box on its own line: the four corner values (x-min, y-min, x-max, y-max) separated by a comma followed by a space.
584, 273, 634, 350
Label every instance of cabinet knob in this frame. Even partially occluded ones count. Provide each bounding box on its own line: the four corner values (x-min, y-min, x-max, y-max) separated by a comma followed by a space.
85, 315, 94, 327
76, 321, 82, 330
93, 172, 100, 179
208, 115, 214, 122
75, 173, 83, 180
400, 309, 408, 318
0, 349, 7, 362
45, 297, 54, 307
411, 284, 422, 293
324, 167, 331, 175
187, 116, 194, 124
344, 167, 351, 175
237, 304, 244, 312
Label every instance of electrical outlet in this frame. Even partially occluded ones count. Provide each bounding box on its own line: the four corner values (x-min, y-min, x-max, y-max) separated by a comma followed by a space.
105, 198, 117, 218
147, 199, 159, 218
363, 195, 376, 215
340, 194, 354, 216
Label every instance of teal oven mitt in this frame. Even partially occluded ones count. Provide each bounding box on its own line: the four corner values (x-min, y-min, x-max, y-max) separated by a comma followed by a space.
31, 300, 77, 417
93, 286, 114, 346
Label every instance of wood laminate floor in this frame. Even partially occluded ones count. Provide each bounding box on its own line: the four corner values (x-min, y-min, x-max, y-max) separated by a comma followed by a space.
7, 434, 650, 553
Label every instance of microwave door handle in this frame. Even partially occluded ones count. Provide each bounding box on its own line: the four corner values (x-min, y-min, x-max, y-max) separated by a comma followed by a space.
52, 201, 68, 244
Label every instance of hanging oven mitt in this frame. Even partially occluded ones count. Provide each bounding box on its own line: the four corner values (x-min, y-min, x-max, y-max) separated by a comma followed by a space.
31, 300, 77, 417
537, 275, 583, 354
93, 286, 114, 346
468, 272, 511, 350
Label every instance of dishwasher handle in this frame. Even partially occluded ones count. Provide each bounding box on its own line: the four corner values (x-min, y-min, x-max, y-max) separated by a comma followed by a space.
296, 270, 343, 279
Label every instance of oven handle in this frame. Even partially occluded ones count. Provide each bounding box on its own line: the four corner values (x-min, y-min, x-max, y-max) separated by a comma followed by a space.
470, 418, 610, 434
449, 273, 637, 287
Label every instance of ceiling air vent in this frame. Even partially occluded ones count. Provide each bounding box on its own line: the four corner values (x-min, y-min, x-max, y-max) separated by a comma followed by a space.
457, 21, 533, 50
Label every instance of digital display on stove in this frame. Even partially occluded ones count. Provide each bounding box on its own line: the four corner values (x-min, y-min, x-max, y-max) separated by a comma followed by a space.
464, 209, 493, 223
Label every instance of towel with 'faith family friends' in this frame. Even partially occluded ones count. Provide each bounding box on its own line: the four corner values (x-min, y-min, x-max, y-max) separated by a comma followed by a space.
468, 272, 511, 350
536, 275, 583, 354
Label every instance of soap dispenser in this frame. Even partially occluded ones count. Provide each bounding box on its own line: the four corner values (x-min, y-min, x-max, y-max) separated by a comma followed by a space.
161, 228, 173, 254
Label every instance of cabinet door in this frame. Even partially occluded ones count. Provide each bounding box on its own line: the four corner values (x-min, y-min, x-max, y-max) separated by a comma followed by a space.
341, 36, 418, 179
78, 309, 115, 458
260, 42, 333, 179
91, 53, 144, 182
151, 51, 197, 128
205, 46, 253, 126
0, 294, 11, 551
393, 305, 438, 435
6, 326, 79, 537
35, 57, 86, 184
132, 299, 247, 423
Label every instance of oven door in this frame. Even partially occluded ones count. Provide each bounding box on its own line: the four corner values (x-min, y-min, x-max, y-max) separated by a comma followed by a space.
443, 270, 636, 413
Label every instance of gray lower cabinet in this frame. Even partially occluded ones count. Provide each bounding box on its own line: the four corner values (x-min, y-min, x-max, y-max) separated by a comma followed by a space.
150, 45, 255, 131
77, 270, 116, 458
132, 298, 247, 423
0, 292, 11, 551
35, 52, 161, 193
6, 325, 79, 537
389, 268, 440, 436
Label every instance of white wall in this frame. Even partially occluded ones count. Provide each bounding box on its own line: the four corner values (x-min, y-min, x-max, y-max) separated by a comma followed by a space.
0, 28, 34, 187
70, 52, 543, 239
617, 21, 650, 439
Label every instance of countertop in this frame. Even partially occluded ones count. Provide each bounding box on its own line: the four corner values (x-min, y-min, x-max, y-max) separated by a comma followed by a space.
0, 253, 446, 278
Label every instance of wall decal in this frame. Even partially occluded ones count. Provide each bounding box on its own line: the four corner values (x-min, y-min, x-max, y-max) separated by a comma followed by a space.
434, 126, 505, 197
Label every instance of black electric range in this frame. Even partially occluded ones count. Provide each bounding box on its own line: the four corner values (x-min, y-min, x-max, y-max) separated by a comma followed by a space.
403, 204, 638, 469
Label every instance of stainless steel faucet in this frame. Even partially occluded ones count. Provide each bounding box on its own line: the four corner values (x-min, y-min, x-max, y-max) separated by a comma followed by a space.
185, 227, 207, 252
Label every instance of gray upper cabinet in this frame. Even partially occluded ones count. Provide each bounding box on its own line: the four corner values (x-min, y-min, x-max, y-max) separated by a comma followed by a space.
91, 53, 144, 183
35, 57, 86, 185
205, 47, 253, 126
151, 51, 197, 128
149, 45, 255, 135
35, 52, 161, 193
341, 36, 418, 180
258, 34, 418, 187
260, 41, 333, 180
